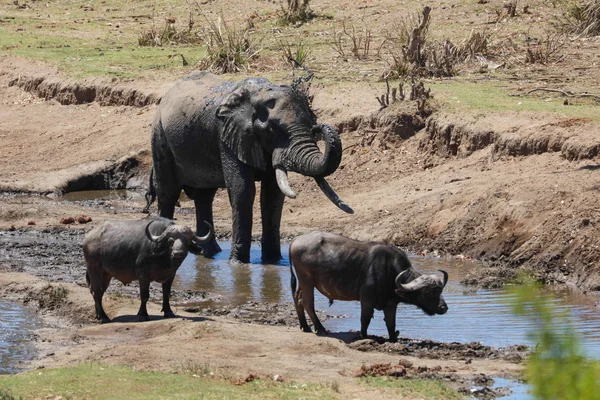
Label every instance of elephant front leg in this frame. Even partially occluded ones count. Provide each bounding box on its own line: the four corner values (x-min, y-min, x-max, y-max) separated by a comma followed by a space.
222, 148, 255, 264
260, 171, 285, 264
186, 187, 222, 258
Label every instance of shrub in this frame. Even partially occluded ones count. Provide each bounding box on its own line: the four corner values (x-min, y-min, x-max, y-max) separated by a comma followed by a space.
279, 39, 311, 68
279, 0, 313, 25
329, 20, 374, 60
511, 281, 600, 400
556, 0, 600, 36
197, 15, 261, 74
138, 14, 202, 47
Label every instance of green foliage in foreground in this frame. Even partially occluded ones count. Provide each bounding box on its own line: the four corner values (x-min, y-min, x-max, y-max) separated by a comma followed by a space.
361, 376, 464, 399
511, 281, 600, 400
0, 365, 338, 400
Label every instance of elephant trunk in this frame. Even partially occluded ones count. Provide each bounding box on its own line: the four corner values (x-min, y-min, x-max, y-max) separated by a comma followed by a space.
286, 124, 341, 177
273, 124, 353, 214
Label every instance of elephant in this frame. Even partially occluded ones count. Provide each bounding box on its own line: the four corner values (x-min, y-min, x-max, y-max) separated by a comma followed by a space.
144, 71, 352, 264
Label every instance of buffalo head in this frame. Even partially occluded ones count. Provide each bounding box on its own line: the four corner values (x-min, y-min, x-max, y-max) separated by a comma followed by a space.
145, 220, 213, 261
395, 269, 449, 316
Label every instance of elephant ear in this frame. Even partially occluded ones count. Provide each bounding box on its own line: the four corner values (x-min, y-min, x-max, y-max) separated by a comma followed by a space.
216, 86, 267, 171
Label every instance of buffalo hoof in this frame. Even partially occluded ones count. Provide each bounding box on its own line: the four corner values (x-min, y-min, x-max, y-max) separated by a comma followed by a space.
163, 311, 176, 319
98, 317, 111, 324
301, 326, 312, 333
315, 329, 328, 336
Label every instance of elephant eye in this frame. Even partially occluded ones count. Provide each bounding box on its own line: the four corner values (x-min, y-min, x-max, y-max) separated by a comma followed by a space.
264, 99, 276, 109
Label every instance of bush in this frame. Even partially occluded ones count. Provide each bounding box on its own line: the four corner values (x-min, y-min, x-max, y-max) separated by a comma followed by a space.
138, 14, 202, 47
511, 281, 600, 400
279, 0, 313, 25
556, 0, 600, 36
198, 15, 260, 74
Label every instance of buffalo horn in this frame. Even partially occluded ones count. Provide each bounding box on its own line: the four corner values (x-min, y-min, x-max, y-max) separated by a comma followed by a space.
275, 167, 297, 199
395, 270, 410, 291
192, 221, 214, 245
396, 272, 430, 292
145, 219, 169, 244
439, 269, 449, 288
314, 177, 354, 214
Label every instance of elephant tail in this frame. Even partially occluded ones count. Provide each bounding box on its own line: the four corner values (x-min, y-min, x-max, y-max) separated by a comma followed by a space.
143, 166, 156, 213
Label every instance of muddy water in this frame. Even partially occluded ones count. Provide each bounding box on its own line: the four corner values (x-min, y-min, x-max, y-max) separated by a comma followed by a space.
174, 242, 600, 359
0, 301, 40, 374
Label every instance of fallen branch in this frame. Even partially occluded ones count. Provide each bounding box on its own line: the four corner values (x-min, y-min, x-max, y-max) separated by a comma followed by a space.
524, 88, 600, 101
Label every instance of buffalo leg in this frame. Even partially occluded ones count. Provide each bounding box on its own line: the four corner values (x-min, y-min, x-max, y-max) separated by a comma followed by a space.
292, 286, 311, 332
186, 187, 221, 258
302, 285, 327, 334
161, 275, 176, 318
383, 305, 399, 342
260, 171, 285, 264
360, 302, 375, 339
87, 266, 110, 323
137, 278, 150, 322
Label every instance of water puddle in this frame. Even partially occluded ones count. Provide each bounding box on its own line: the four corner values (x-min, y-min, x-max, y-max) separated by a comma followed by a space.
174, 242, 600, 359
0, 301, 40, 375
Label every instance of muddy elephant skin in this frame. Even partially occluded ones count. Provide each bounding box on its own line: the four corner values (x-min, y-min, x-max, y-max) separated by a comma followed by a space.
289, 231, 448, 342
145, 71, 352, 264
83, 217, 212, 323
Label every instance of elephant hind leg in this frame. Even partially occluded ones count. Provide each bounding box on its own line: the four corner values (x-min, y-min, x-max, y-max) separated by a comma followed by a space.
151, 126, 181, 220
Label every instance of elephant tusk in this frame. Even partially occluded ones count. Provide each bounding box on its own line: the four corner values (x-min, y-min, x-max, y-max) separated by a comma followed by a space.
314, 177, 354, 214
276, 168, 297, 199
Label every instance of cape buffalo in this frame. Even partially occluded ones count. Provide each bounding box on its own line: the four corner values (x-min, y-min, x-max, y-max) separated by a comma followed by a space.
289, 231, 448, 342
83, 217, 212, 323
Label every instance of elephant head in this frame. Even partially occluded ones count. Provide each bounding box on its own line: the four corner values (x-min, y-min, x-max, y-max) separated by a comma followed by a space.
216, 78, 353, 214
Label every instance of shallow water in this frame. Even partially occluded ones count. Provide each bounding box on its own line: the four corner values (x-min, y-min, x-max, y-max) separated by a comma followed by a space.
174, 241, 600, 359
0, 301, 40, 375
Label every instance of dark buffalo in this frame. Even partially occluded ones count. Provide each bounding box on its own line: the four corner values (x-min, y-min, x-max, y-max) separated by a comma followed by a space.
83, 217, 212, 323
289, 231, 448, 342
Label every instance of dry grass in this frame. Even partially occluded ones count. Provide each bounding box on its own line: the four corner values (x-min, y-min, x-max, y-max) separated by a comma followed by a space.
197, 14, 261, 74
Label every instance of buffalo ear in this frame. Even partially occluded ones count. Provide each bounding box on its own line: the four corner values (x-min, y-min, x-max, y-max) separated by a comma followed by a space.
217, 87, 267, 170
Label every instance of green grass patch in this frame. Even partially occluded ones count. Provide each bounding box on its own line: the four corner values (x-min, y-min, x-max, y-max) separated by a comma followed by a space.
0, 364, 339, 400
430, 80, 600, 122
361, 376, 464, 399
0, 28, 203, 78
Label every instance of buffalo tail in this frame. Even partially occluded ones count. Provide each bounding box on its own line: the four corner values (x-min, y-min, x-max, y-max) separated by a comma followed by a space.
85, 271, 90, 287
290, 257, 297, 299
143, 166, 156, 213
